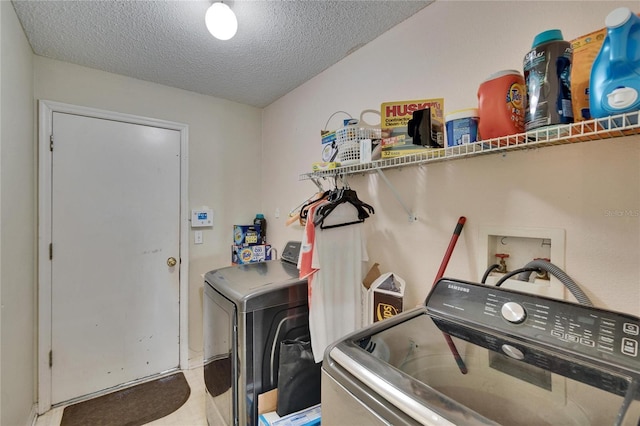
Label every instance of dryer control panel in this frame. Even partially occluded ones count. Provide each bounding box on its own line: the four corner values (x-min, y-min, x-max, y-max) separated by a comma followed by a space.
281, 241, 301, 264
425, 278, 640, 395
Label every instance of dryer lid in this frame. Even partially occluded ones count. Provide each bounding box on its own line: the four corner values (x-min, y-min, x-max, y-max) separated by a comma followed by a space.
204, 260, 305, 311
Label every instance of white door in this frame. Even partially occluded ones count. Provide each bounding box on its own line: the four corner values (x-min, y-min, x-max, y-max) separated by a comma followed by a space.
48, 111, 181, 404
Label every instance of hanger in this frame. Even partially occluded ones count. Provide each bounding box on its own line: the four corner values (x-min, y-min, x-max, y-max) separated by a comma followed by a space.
286, 191, 328, 226
313, 176, 374, 229
300, 190, 330, 221
286, 177, 332, 227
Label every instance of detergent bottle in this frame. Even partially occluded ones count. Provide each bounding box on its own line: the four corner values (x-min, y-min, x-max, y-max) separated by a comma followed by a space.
253, 213, 267, 244
590, 7, 640, 119
477, 70, 526, 140
523, 29, 573, 131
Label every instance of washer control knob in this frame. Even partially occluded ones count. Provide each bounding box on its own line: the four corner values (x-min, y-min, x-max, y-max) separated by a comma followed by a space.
501, 302, 526, 323
502, 344, 525, 360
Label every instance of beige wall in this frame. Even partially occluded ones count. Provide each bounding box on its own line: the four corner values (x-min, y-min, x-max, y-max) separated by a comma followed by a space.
1, 1, 36, 425
3, 10, 263, 421
33, 56, 264, 355
262, 1, 640, 316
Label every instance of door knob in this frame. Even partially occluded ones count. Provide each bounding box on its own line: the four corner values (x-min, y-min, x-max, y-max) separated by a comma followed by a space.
167, 257, 177, 267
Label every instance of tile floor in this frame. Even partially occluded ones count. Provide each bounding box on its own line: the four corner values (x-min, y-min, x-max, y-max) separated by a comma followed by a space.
35, 353, 207, 426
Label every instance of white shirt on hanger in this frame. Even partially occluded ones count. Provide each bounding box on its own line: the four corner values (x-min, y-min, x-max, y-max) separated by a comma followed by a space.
308, 202, 368, 363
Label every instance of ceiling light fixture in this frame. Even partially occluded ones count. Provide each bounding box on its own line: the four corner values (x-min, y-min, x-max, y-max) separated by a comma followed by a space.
205, 2, 238, 41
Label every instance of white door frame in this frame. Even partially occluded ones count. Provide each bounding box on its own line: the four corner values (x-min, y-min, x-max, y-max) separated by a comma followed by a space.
37, 100, 190, 414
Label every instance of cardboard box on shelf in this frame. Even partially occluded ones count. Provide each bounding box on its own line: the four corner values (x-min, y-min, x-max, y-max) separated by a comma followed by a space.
234, 224, 264, 246
320, 130, 338, 162
232, 244, 272, 264
321, 118, 355, 162
321, 129, 336, 145
381, 98, 445, 148
311, 161, 341, 171
571, 27, 607, 122
380, 134, 408, 148
381, 145, 445, 159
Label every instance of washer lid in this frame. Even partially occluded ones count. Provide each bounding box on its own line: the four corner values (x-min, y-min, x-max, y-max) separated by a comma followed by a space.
325, 308, 499, 426
324, 303, 631, 425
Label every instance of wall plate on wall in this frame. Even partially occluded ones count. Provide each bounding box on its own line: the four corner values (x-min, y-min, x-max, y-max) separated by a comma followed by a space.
478, 225, 566, 300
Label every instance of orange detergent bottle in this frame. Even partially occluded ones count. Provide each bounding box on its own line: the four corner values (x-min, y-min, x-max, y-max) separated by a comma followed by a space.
477, 70, 526, 140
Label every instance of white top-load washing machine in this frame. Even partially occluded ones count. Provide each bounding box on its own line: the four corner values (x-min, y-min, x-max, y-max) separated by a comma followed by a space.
204, 241, 309, 426
322, 278, 640, 425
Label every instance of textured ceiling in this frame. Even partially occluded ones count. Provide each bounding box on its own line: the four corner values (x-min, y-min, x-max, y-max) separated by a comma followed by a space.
12, 0, 432, 108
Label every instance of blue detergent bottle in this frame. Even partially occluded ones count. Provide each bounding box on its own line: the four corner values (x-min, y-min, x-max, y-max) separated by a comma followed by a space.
590, 7, 640, 119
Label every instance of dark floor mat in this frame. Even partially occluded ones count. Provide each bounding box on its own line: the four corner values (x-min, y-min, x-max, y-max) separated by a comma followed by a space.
60, 372, 190, 426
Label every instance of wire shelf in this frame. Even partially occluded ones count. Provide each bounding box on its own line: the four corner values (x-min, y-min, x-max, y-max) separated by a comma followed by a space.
299, 111, 640, 182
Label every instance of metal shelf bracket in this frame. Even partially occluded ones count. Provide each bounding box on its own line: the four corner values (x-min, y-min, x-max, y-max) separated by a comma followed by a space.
310, 177, 324, 192
376, 168, 416, 222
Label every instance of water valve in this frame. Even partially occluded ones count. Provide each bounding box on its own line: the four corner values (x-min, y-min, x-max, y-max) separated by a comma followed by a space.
495, 253, 510, 273
534, 258, 550, 280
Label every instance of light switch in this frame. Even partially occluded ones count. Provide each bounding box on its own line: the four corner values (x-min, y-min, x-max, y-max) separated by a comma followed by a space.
194, 231, 203, 244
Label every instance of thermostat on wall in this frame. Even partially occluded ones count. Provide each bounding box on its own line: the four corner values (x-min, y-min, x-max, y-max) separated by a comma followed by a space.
191, 208, 213, 227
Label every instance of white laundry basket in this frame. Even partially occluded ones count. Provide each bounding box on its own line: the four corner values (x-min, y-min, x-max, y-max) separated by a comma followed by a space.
336, 110, 381, 165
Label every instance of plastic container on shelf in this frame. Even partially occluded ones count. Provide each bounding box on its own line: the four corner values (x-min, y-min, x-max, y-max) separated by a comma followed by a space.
477, 70, 526, 141
335, 110, 381, 165
445, 108, 479, 147
253, 213, 267, 244
523, 29, 574, 131
590, 7, 640, 121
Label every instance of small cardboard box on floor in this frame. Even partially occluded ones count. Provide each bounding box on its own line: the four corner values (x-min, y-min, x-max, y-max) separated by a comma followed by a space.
258, 404, 321, 426
362, 264, 405, 325
258, 390, 321, 426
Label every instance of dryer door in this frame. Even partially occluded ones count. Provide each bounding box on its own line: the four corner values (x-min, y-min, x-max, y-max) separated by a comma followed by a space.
240, 300, 310, 425
261, 304, 311, 390
204, 283, 237, 426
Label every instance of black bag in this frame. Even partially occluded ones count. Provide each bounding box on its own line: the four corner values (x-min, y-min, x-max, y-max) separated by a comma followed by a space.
276, 339, 321, 416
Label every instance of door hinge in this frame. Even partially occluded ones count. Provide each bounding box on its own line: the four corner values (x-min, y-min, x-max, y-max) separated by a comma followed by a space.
49, 243, 53, 260
50, 134, 54, 151
49, 350, 53, 368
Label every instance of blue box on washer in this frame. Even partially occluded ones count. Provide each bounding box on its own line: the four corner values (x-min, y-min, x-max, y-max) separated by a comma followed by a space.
234, 224, 264, 246
232, 244, 272, 265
